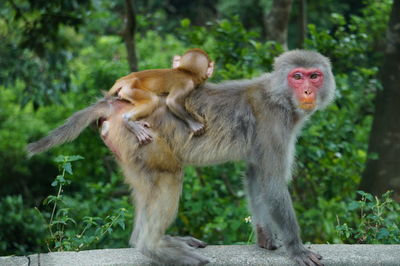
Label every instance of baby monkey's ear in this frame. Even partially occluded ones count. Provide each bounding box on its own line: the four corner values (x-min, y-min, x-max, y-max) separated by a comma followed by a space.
172, 55, 181, 68
206, 61, 215, 78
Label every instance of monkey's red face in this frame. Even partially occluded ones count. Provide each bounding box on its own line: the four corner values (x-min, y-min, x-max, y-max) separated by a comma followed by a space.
288, 68, 324, 110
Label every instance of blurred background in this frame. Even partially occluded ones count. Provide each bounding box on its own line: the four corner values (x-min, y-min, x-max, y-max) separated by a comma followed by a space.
0, 0, 399, 256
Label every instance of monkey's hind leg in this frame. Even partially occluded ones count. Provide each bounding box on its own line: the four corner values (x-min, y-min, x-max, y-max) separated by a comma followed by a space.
167, 86, 206, 136
120, 88, 160, 145
125, 167, 210, 265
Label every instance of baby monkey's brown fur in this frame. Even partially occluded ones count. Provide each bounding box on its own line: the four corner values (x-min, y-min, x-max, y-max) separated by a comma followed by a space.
107, 48, 214, 144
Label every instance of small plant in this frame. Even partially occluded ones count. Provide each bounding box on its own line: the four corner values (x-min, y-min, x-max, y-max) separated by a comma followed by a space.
37, 155, 127, 252
336, 191, 400, 244
244, 216, 255, 244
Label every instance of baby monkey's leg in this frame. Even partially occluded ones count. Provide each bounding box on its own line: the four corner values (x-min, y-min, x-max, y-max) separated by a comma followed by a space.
166, 85, 205, 136
119, 87, 159, 145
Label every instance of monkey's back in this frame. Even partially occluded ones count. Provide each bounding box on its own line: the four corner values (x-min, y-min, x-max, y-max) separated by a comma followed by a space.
129, 69, 194, 95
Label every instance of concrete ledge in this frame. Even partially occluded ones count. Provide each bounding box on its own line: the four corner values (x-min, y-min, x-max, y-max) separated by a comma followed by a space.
1, 245, 400, 266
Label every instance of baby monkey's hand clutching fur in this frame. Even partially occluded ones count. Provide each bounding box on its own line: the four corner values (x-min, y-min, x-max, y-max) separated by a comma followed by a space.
107, 48, 214, 145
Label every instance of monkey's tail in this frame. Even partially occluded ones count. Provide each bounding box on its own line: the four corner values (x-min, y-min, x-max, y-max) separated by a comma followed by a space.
26, 98, 112, 157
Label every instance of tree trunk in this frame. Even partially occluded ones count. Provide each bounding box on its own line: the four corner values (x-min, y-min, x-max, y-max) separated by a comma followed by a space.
360, 1, 400, 199
297, 0, 307, 48
263, 0, 293, 50
122, 0, 138, 72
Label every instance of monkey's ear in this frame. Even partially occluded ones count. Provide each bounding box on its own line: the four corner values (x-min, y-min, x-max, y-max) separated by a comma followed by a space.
172, 55, 181, 68
206, 61, 215, 78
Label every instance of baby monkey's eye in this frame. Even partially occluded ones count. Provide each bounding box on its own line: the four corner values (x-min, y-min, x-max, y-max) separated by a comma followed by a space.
310, 73, 319, 79
293, 73, 302, 80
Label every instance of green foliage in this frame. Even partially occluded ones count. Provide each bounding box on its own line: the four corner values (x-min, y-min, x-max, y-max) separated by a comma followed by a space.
0, 86, 60, 198
179, 17, 283, 80
337, 191, 400, 244
171, 164, 252, 244
0, 195, 45, 255
291, 0, 393, 243
306, 1, 391, 70
0, 0, 91, 106
295, 197, 347, 244
39, 155, 129, 252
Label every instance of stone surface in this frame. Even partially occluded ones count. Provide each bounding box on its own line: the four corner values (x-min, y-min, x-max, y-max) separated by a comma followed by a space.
1, 245, 400, 266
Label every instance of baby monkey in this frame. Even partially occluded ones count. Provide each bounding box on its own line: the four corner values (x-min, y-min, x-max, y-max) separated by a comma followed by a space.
107, 48, 214, 144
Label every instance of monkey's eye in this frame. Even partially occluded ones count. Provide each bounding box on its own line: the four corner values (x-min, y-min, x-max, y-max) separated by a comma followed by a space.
310, 73, 319, 79
293, 73, 302, 80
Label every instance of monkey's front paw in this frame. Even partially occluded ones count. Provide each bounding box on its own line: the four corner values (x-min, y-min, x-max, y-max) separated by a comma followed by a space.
291, 248, 323, 266
189, 122, 205, 136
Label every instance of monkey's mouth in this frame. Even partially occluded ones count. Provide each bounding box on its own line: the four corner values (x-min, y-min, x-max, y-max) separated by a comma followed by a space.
299, 102, 316, 110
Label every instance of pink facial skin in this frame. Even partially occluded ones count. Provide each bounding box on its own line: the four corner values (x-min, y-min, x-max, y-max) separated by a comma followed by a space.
287, 68, 324, 110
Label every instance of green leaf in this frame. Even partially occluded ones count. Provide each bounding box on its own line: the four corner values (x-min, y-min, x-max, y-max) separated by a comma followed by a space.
56, 175, 66, 183
180, 19, 191, 28
348, 201, 359, 211
51, 220, 67, 226
44, 195, 57, 205
64, 162, 73, 175
65, 217, 77, 224
67, 155, 84, 162
377, 228, 390, 240
54, 155, 66, 163
117, 220, 125, 230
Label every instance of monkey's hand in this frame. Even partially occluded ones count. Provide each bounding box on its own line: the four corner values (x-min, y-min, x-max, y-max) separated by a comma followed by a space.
125, 120, 153, 145
289, 245, 323, 266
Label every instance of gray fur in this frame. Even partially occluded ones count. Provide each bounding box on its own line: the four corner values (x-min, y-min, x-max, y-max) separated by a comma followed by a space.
27, 50, 335, 266
139, 50, 334, 265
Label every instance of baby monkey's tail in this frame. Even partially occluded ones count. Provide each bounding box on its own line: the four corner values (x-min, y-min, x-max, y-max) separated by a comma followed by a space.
27, 98, 112, 157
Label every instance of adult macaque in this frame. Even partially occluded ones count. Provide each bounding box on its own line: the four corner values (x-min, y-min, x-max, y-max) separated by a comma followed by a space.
107, 48, 215, 144
27, 50, 335, 266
